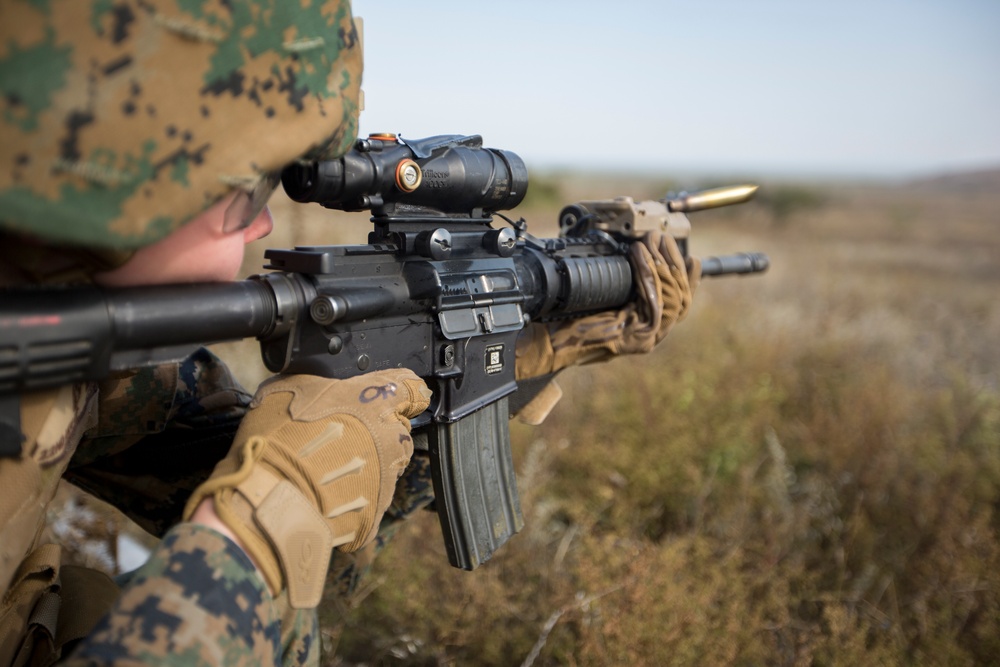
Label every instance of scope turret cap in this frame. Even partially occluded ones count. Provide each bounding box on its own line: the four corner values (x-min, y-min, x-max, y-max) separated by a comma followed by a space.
0, 0, 362, 249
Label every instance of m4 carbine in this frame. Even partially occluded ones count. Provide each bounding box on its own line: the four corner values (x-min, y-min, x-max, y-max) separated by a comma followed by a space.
0, 134, 767, 570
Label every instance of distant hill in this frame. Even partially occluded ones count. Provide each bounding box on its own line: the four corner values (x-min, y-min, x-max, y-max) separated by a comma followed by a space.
906, 167, 1000, 194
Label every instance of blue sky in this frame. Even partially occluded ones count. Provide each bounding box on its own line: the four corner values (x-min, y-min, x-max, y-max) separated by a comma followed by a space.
353, 1, 999, 179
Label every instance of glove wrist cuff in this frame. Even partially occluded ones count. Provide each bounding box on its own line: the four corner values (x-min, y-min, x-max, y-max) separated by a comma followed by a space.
219, 466, 336, 609
185, 453, 337, 610
251, 479, 334, 609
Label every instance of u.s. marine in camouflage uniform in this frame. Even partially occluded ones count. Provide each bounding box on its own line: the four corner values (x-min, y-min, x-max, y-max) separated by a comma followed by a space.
0, 1, 422, 664
0, 1, 699, 664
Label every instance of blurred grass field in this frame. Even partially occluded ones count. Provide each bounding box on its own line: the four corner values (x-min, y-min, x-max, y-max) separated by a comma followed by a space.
55, 170, 1000, 665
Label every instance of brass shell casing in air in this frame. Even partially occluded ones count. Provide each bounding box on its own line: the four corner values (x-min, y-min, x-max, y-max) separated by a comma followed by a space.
667, 184, 759, 213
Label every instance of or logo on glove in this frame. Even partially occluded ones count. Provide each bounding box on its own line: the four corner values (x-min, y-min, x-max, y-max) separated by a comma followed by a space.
359, 382, 400, 403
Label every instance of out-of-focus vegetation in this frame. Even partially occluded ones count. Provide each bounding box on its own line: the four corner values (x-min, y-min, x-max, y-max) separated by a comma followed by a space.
755, 185, 827, 226
519, 174, 563, 209
50, 170, 1000, 665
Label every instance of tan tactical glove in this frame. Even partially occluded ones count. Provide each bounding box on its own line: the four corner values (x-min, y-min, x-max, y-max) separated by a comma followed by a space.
516, 230, 700, 380
183, 369, 430, 609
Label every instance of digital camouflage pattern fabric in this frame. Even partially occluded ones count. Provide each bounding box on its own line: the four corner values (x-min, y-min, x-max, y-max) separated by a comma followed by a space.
0, 347, 248, 619
0, 0, 362, 249
67, 347, 252, 537
62, 524, 288, 666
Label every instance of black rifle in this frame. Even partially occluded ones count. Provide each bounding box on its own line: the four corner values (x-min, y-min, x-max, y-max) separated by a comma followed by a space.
0, 134, 767, 569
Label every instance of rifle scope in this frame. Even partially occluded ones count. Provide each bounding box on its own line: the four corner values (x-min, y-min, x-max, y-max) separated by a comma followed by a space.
282, 134, 528, 217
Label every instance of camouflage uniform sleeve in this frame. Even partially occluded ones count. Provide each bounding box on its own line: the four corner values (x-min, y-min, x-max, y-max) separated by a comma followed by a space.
67, 347, 252, 536
63, 524, 281, 667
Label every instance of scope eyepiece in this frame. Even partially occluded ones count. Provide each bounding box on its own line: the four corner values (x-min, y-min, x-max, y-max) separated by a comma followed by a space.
281, 161, 336, 202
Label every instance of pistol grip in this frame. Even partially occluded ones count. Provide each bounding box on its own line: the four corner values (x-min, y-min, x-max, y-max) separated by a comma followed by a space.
428, 397, 524, 570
